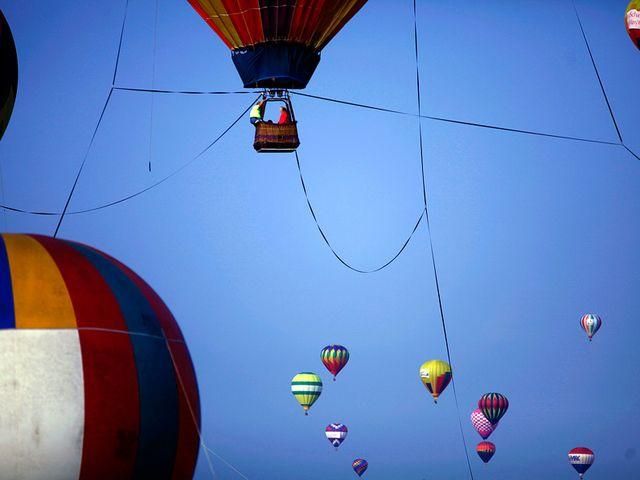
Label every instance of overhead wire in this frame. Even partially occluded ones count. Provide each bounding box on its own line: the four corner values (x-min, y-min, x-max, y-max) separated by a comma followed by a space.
571, 0, 623, 143
292, 91, 620, 147
411, 0, 474, 477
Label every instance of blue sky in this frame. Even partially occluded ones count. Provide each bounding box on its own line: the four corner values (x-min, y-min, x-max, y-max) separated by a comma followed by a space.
1, 1, 639, 478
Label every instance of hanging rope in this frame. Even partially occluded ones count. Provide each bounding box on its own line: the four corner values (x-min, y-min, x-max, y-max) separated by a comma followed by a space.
295, 150, 425, 273
147, 0, 160, 172
1, 97, 256, 217
411, 1, 474, 478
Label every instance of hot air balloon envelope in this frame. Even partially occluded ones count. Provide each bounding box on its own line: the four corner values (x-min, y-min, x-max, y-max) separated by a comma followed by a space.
580, 314, 602, 341
569, 447, 594, 477
352, 458, 368, 477
419, 359, 452, 402
187, 0, 368, 88
478, 393, 509, 425
476, 441, 496, 463
627, 1, 640, 49
325, 423, 348, 449
291, 372, 322, 414
0, 234, 200, 479
471, 408, 497, 440
0, 10, 18, 141
321, 344, 349, 380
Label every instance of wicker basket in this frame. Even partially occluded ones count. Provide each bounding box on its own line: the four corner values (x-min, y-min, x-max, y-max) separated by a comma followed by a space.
253, 121, 300, 152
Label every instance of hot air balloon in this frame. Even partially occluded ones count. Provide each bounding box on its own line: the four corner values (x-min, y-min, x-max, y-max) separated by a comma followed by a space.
478, 393, 509, 426
471, 408, 497, 440
580, 314, 602, 341
476, 442, 496, 463
352, 458, 368, 477
0, 234, 200, 479
187, 1, 368, 152
626, 1, 640, 49
419, 359, 452, 403
0, 10, 18, 141
568, 447, 595, 479
321, 345, 349, 380
291, 372, 322, 415
325, 423, 348, 450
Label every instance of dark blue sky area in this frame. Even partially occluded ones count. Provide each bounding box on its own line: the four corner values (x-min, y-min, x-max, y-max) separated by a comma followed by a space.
1, 1, 639, 479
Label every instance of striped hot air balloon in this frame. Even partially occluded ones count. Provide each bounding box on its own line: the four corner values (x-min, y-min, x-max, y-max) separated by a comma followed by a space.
568, 447, 595, 478
187, 0, 368, 88
626, 1, 640, 49
0, 10, 18, 141
580, 314, 602, 341
478, 393, 509, 426
476, 442, 496, 463
419, 359, 452, 403
0, 234, 200, 480
325, 423, 348, 450
352, 458, 368, 477
471, 408, 497, 440
291, 372, 322, 415
321, 344, 349, 380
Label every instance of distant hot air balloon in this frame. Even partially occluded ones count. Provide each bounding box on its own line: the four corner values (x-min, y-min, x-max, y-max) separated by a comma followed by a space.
321, 345, 349, 380
0, 234, 200, 479
291, 372, 322, 415
0, 10, 18, 141
325, 423, 348, 450
476, 442, 496, 463
568, 447, 595, 479
626, 1, 640, 49
419, 359, 452, 403
187, 0, 368, 89
478, 393, 509, 426
471, 408, 497, 440
352, 458, 368, 477
580, 314, 602, 341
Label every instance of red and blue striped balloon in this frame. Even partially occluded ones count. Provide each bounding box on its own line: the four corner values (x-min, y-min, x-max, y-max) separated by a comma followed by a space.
352, 458, 368, 477
580, 314, 602, 341
568, 447, 594, 478
0, 234, 200, 479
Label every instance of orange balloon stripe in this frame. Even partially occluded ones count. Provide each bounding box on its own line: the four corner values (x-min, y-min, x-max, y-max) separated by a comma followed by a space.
3, 234, 77, 329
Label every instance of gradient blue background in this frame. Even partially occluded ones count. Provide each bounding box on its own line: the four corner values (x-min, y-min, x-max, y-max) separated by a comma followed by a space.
1, 1, 639, 478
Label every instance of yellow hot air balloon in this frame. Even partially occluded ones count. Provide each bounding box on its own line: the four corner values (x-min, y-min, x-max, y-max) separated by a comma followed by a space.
419, 359, 452, 403
291, 372, 322, 415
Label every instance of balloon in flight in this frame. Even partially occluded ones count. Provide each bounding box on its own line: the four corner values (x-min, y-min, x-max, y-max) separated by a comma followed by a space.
187, 0, 368, 88
0, 10, 18, 141
626, 1, 640, 49
0, 234, 200, 479
476, 441, 496, 463
478, 393, 509, 425
568, 447, 594, 478
325, 423, 348, 450
321, 344, 349, 380
471, 408, 497, 440
291, 372, 322, 415
580, 314, 602, 341
352, 458, 368, 477
419, 359, 452, 403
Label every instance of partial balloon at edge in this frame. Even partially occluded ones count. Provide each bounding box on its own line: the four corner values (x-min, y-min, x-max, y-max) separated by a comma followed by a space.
0, 10, 18, 141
